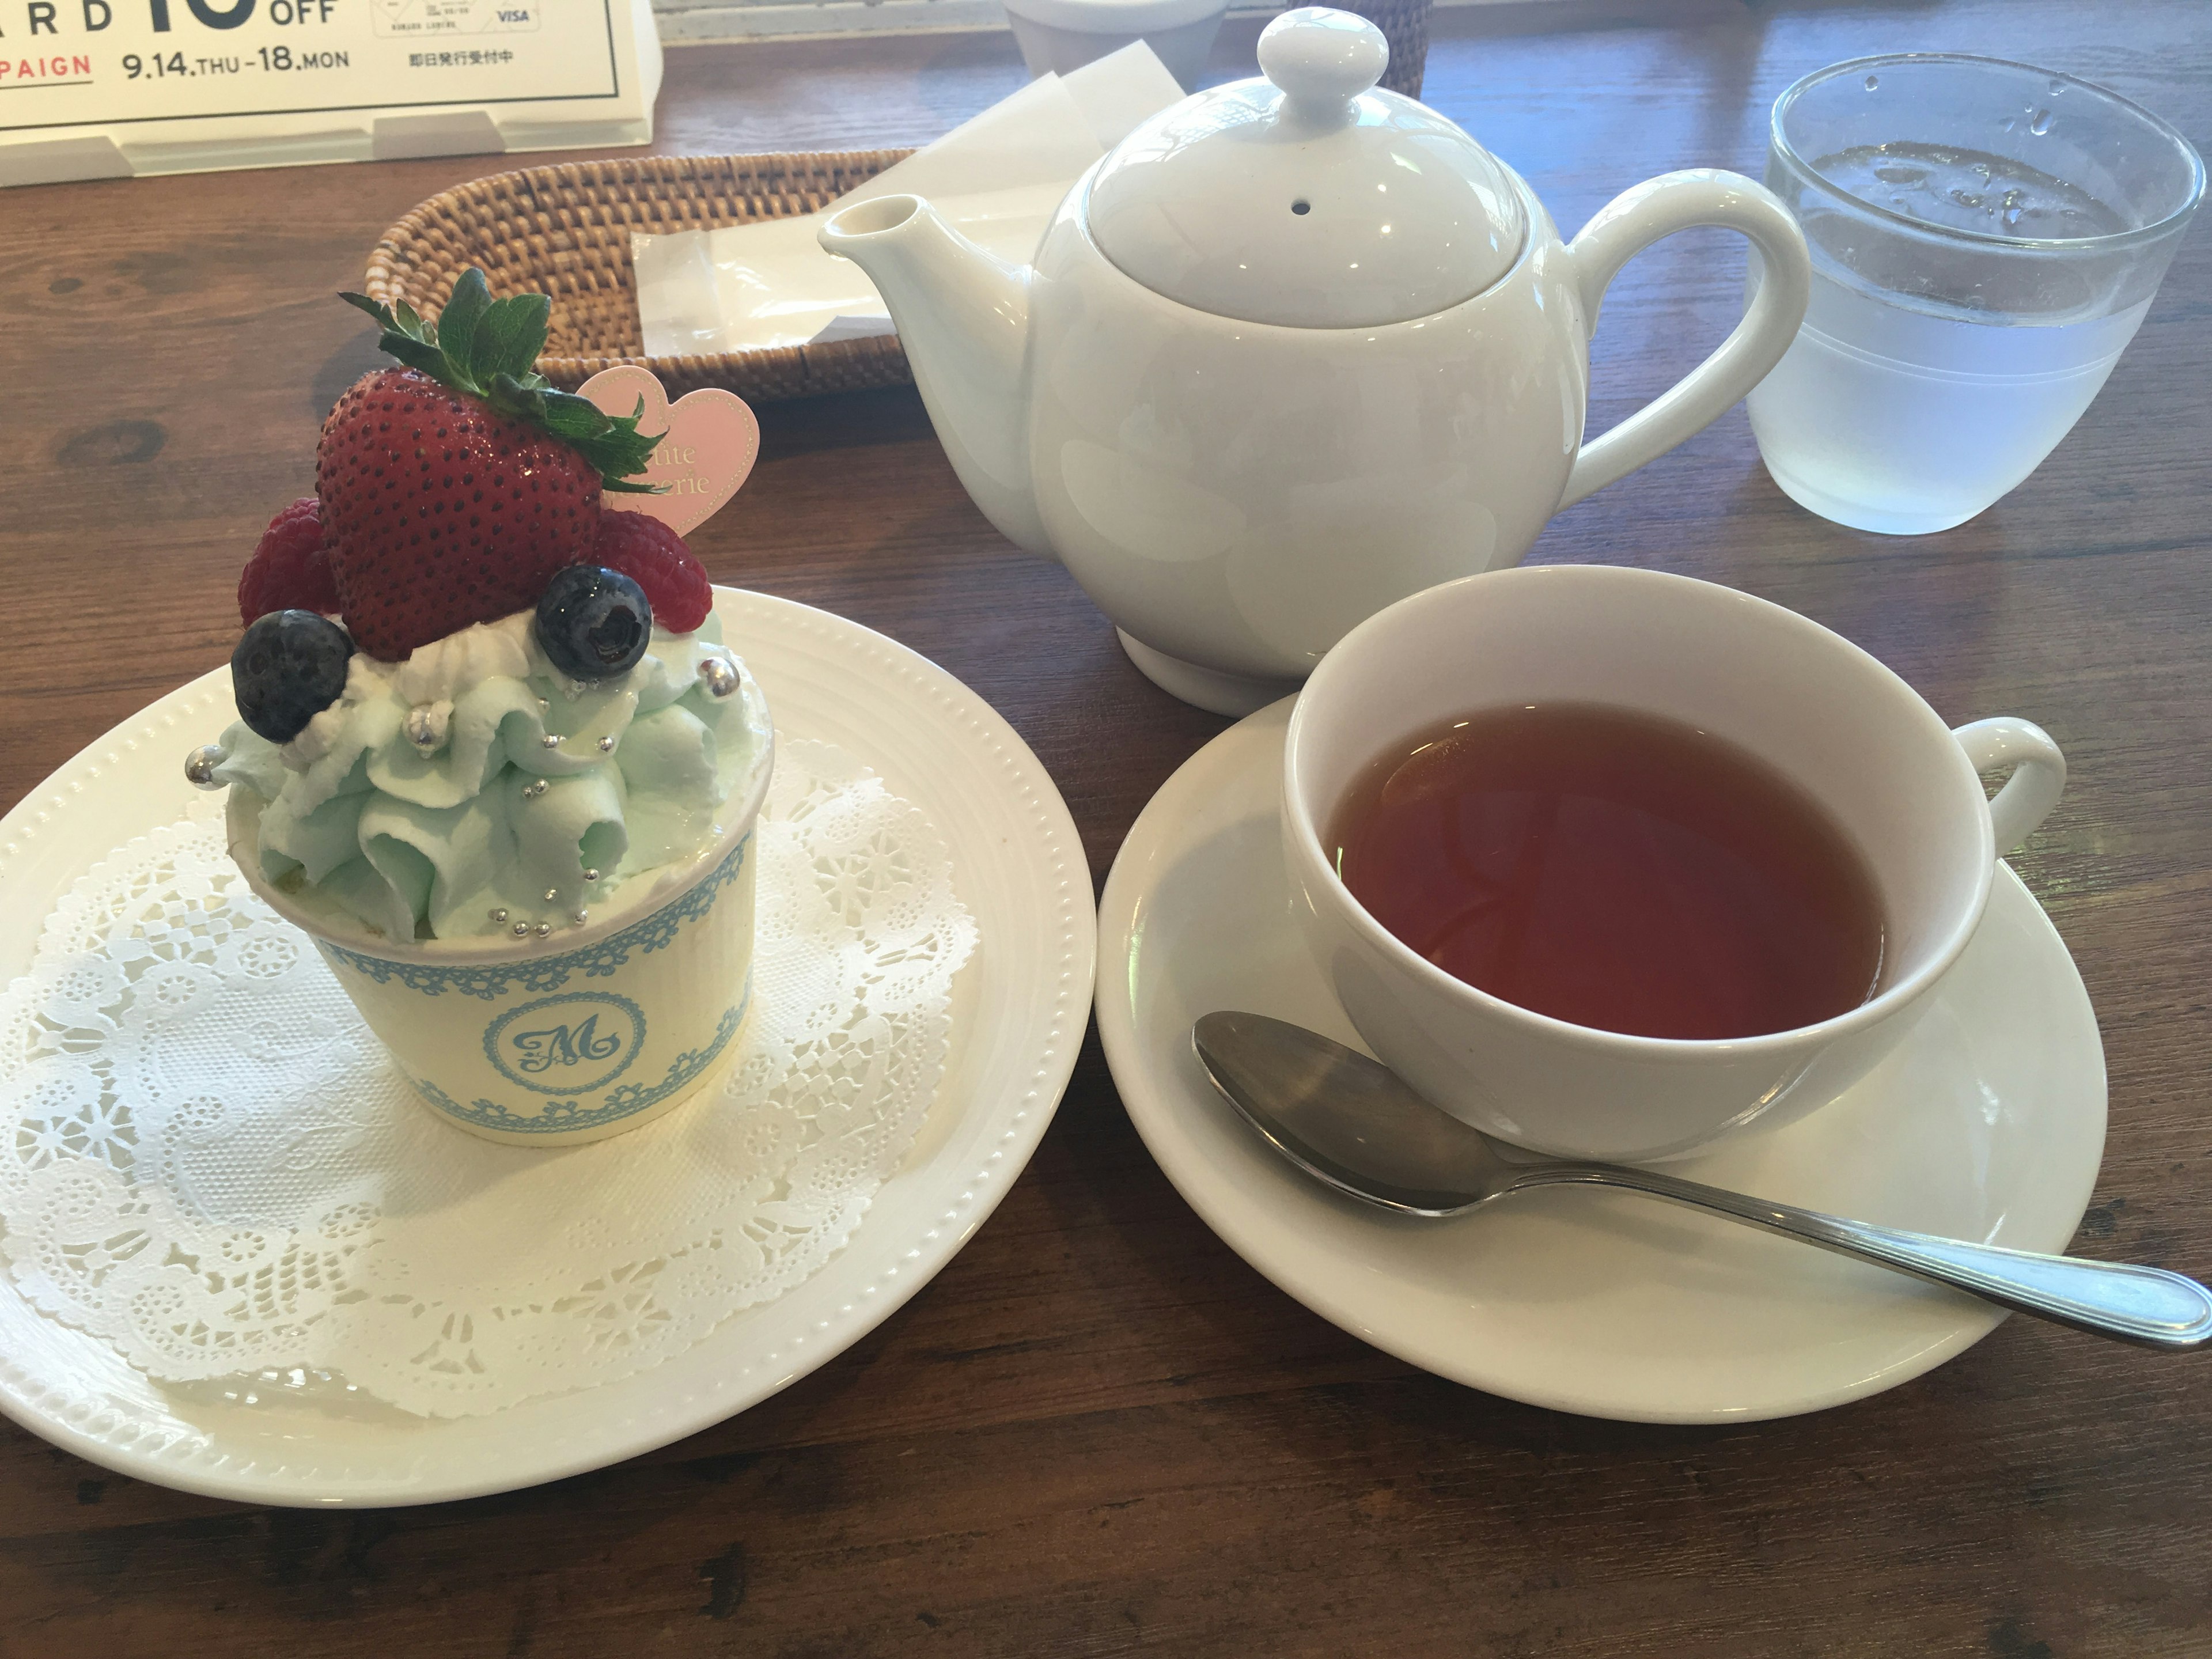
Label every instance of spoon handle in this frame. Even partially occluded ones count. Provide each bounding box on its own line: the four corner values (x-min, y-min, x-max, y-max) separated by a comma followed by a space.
1512, 1165, 2212, 1350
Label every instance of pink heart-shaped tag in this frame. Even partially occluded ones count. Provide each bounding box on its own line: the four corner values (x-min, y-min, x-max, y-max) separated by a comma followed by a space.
579, 366, 760, 538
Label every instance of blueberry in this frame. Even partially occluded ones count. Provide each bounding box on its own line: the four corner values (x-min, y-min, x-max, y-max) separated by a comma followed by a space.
232, 610, 354, 744
536, 565, 653, 682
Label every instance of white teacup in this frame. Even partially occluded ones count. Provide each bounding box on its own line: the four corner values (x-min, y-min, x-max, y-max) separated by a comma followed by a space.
1281, 564, 2066, 1163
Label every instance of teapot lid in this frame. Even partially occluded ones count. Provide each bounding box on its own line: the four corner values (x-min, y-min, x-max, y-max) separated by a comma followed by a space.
1084, 7, 1529, 328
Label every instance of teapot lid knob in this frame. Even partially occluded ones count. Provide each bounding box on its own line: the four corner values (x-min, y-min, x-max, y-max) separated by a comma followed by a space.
1257, 7, 1389, 128
1085, 2, 1529, 328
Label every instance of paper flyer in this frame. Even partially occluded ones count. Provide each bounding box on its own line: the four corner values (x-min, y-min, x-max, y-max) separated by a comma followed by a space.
0, 0, 660, 184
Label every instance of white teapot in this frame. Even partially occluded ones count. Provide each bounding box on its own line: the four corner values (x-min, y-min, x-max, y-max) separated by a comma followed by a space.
821, 8, 1811, 713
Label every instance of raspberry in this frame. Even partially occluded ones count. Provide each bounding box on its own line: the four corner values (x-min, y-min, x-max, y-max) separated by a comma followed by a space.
592, 511, 713, 633
237, 497, 340, 624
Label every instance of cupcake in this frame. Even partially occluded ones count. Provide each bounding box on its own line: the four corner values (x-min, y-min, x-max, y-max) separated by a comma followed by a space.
187, 272, 772, 1146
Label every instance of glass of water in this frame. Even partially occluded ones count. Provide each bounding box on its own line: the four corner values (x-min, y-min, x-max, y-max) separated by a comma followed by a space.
1745, 54, 2203, 536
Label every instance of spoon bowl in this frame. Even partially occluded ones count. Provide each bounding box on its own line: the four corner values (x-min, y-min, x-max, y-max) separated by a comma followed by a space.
1191, 1010, 1514, 1215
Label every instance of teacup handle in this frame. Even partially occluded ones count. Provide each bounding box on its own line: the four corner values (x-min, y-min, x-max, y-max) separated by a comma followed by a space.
1558, 170, 1812, 510
1953, 718, 2067, 854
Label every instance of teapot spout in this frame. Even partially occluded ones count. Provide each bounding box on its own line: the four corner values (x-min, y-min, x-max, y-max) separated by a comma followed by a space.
819, 195, 1049, 555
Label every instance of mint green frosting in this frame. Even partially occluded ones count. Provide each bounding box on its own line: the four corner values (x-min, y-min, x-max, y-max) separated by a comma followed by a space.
213, 610, 770, 945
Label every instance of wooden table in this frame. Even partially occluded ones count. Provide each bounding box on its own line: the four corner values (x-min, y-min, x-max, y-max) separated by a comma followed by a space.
2, 1, 2208, 1652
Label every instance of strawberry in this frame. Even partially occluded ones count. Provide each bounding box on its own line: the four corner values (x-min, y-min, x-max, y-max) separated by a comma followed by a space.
317, 271, 661, 661
593, 511, 713, 633
316, 370, 601, 660
237, 496, 340, 624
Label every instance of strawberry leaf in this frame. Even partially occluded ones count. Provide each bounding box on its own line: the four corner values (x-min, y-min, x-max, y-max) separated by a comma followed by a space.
476, 293, 551, 384
338, 290, 388, 327
435, 269, 493, 394
487, 373, 666, 492
339, 290, 446, 380
342, 271, 662, 488
386, 334, 452, 380
533, 387, 623, 440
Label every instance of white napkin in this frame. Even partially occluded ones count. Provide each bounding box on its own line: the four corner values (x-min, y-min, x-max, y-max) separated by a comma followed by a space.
633, 41, 1184, 356
0, 742, 979, 1418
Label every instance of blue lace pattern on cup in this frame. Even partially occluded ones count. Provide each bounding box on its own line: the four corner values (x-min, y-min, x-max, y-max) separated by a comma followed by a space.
416, 997, 748, 1135
483, 991, 648, 1095
312, 832, 751, 999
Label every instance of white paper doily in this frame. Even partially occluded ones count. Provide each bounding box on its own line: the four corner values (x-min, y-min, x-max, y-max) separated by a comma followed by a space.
0, 737, 975, 1419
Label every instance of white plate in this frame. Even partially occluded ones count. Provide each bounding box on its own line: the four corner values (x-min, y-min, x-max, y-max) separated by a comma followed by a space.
0, 589, 1094, 1505
1097, 700, 2106, 1423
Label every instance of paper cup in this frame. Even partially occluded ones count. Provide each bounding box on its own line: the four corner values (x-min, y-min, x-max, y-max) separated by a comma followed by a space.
229, 706, 774, 1149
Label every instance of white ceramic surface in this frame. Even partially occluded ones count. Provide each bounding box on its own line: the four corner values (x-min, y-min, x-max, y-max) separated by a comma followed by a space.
1097, 699, 2107, 1423
1086, 10, 1525, 325
0, 588, 1094, 1505
817, 7, 1814, 714
1283, 565, 2067, 1162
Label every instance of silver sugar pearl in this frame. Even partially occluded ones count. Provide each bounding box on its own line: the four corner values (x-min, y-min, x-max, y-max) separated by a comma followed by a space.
533, 922, 552, 938
524, 779, 549, 800
570, 910, 589, 927
512, 922, 531, 938
698, 656, 740, 699
537, 697, 550, 711
543, 887, 559, 903
541, 732, 561, 750
404, 706, 442, 749
582, 868, 601, 883
488, 907, 509, 924
183, 744, 226, 791
598, 735, 616, 753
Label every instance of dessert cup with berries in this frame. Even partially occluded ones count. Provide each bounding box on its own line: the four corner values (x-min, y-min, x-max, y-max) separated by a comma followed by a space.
190, 274, 774, 1147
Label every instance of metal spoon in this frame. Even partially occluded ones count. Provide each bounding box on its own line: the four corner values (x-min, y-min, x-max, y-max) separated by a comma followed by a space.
1192, 1011, 2212, 1351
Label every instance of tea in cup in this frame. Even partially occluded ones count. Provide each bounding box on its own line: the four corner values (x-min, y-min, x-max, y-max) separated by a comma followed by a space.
1281, 565, 2065, 1162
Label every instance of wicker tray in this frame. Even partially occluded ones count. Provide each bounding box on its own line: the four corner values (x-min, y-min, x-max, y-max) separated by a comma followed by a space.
1346, 0, 1430, 96
365, 150, 918, 404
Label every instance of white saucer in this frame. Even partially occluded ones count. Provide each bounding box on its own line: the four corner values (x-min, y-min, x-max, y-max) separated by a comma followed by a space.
1096, 700, 2106, 1423
0, 589, 1094, 1505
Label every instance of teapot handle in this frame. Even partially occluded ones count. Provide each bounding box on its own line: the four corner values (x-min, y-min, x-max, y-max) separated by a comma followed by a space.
1557, 170, 1811, 509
